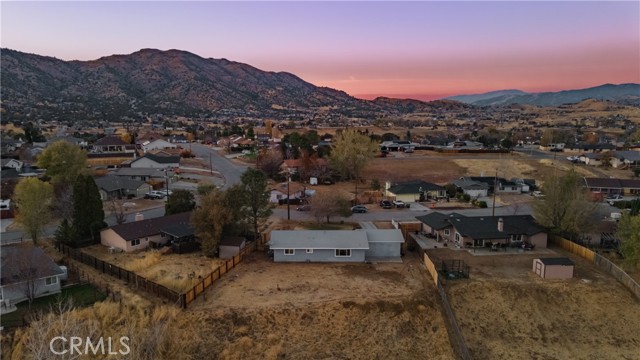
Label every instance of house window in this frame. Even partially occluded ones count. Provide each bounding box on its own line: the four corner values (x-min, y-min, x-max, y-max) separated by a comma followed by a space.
284, 249, 295, 255
132, 239, 141, 246
455, 233, 461, 242
306, 249, 314, 254
511, 234, 523, 242
444, 229, 450, 236
45, 276, 57, 286
335, 249, 351, 257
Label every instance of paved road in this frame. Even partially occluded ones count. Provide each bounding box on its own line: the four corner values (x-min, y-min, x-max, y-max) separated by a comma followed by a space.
190, 144, 248, 189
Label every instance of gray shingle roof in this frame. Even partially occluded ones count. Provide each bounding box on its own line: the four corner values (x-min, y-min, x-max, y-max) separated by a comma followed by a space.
108, 212, 192, 241
450, 215, 544, 240
387, 180, 443, 195
1, 247, 64, 286
94, 176, 146, 192
416, 212, 466, 230
360, 229, 404, 243
269, 230, 370, 250
133, 153, 180, 165
539, 257, 574, 266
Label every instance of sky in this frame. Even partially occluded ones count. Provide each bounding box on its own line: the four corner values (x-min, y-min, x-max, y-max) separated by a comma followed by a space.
2, 1, 639, 101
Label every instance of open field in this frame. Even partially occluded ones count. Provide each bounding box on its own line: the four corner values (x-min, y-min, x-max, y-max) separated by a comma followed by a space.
428, 247, 640, 360
365, 156, 466, 184
188, 252, 456, 359
82, 245, 223, 292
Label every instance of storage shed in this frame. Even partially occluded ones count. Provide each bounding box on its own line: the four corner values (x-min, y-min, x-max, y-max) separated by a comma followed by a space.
533, 258, 574, 279
219, 236, 247, 259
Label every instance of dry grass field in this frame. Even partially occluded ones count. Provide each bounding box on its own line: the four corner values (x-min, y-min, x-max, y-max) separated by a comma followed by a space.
82, 245, 224, 292
428, 248, 640, 360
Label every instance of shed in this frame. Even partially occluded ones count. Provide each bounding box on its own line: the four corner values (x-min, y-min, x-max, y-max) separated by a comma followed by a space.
533, 258, 574, 279
219, 236, 247, 259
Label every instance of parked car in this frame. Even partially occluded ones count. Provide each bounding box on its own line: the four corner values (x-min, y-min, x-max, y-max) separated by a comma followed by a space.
296, 204, 311, 211
144, 191, 166, 199
379, 200, 392, 209
607, 194, 624, 205
403, 147, 414, 153
351, 205, 368, 213
393, 200, 407, 208
531, 191, 545, 198
161, 189, 173, 196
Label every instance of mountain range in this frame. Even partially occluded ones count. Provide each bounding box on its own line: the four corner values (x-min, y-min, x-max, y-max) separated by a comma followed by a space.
446, 84, 640, 106
1, 48, 638, 120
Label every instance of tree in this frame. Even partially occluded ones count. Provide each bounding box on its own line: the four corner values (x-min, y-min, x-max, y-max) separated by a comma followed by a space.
165, 190, 196, 215
618, 214, 640, 268
13, 178, 53, 244
108, 199, 128, 225
192, 189, 234, 257
310, 192, 352, 224
329, 129, 378, 180
37, 140, 88, 184
5, 247, 56, 307
72, 175, 106, 244
370, 179, 381, 191
500, 138, 514, 149
197, 183, 216, 196
54, 218, 75, 245
237, 168, 272, 240
256, 148, 284, 179
23, 122, 45, 143
532, 170, 598, 236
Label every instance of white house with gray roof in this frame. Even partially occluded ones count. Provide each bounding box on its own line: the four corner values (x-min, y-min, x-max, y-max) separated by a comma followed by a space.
269, 229, 404, 263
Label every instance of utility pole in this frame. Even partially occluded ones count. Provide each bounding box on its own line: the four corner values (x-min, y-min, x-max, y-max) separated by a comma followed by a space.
492, 169, 497, 217
287, 175, 291, 220
209, 153, 213, 175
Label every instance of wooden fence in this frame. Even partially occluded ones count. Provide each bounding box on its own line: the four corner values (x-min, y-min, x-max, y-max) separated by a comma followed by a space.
422, 251, 472, 360
57, 243, 183, 306
181, 241, 258, 308
551, 236, 640, 301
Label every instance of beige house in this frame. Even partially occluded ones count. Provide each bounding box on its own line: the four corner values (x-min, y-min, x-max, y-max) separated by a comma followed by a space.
416, 212, 547, 249
100, 212, 192, 252
533, 258, 574, 279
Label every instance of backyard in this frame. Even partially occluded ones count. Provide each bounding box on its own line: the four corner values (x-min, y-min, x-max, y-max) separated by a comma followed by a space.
428, 247, 640, 360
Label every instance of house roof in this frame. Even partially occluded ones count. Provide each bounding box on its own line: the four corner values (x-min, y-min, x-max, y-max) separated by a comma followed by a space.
538, 257, 574, 266
452, 179, 489, 190
113, 168, 168, 177
359, 229, 404, 243
1, 246, 64, 286
94, 176, 147, 192
95, 136, 129, 146
416, 212, 466, 230
269, 230, 370, 250
1, 168, 20, 179
613, 151, 640, 162
387, 180, 444, 195
160, 222, 195, 239
620, 179, 640, 189
465, 176, 507, 186
0, 158, 22, 167
220, 236, 247, 247
450, 215, 544, 240
107, 212, 192, 241
583, 177, 623, 189
133, 153, 180, 165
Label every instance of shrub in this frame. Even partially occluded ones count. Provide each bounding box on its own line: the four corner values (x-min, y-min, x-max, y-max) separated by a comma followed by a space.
462, 194, 471, 202
477, 201, 488, 208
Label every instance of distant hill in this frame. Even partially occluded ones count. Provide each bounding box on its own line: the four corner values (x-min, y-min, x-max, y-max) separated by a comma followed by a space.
446, 84, 640, 106
0, 48, 371, 119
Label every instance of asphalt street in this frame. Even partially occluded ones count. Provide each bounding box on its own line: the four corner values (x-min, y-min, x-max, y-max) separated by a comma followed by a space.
189, 144, 248, 189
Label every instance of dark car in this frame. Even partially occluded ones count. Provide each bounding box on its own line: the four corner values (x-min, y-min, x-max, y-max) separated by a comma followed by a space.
296, 204, 311, 211
380, 200, 392, 209
351, 205, 368, 213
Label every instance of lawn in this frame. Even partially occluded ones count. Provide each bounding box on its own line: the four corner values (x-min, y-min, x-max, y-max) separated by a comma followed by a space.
1, 284, 106, 328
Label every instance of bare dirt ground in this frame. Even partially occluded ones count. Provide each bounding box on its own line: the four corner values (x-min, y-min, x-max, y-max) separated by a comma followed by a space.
188, 252, 456, 359
365, 156, 465, 184
82, 245, 223, 292
428, 247, 640, 360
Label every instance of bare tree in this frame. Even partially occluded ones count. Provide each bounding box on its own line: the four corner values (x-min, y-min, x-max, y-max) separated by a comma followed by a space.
310, 192, 352, 224
53, 184, 74, 222
256, 148, 283, 179
5, 247, 56, 307
108, 199, 128, 225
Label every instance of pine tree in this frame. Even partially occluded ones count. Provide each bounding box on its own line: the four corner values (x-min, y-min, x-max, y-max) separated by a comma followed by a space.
71, 175, 106, 244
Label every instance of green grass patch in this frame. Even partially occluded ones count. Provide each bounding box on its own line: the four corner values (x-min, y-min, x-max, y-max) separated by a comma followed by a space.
1, 284, 106, 328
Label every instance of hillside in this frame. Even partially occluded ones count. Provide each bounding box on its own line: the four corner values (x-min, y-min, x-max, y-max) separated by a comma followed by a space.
447, 84, 640, 106
0, 48, 371, 119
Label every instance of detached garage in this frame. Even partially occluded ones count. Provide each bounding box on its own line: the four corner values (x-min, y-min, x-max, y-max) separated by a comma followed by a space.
533, 258, 574, 279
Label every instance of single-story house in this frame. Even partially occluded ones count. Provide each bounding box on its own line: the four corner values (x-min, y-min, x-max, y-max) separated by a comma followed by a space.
620, 179, 640, 196
131, 153, 180, 169
497, 180, 522, 194
101, 212, 192, 252
91, 136, 136, 154
584, 177, 624, 195
611, 151, 640, 169
94, 176, 152, 200
0, 158, 23, 171
170, 135, 188, 143
458, 177, 507, 194
579, 153, 603, 166
141, 139, 177, 153
112, 168, 170, 182
451, 178, 489, 198
269, 229, 404, 263
219, 236, 247, 259
533, 258, 574, 279
385, 180, 446, 202
1, 246, 65, 312
416, 212, 547, 249
270, 182, 306, 203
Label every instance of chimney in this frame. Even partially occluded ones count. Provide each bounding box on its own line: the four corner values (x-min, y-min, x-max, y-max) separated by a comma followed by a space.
497, 217, 504, 232
135, 212, 144, 222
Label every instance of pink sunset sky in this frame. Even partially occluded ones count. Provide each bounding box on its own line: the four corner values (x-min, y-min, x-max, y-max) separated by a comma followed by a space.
2, 1, 639, 101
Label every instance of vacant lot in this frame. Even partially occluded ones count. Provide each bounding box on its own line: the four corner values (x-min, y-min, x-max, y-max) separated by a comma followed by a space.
82, 245, 223, 292
189, 253, 456, 359
429, 248, 640, 360
365, 156, 465, 184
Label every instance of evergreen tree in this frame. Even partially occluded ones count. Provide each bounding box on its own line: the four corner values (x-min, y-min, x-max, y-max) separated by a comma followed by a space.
72, 175, 106, 244
165, 190, 196, 215
54, 218, 75, 246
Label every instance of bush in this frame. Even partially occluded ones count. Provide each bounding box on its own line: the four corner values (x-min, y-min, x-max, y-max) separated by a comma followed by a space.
477, 201, 488, 208
462, 194, 471, 202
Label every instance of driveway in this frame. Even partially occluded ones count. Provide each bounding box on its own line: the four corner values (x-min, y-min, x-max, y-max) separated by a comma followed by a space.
190, 144, 248, 189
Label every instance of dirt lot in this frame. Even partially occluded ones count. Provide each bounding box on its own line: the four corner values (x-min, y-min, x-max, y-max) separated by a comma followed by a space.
82, 245, 223, 292
428, 247, 640, 360
188, 253, 456, 359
